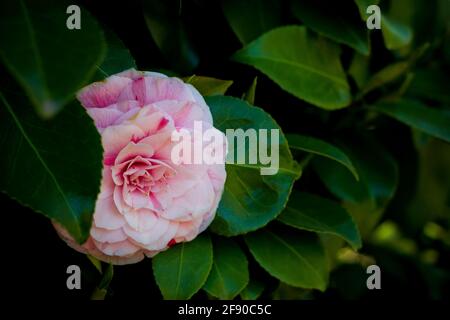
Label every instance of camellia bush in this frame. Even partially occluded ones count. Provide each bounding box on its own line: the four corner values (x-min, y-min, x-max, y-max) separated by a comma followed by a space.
0, 0, 449, 300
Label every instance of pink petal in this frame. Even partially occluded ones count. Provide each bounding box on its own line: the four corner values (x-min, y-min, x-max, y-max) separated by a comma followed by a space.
130, 105, 174, 136
102, 124, 145, 164
123, 209, 158, 232
90, 226, 127, 243
186, 83, 213, 124
86, 100, 141, 131
175, 218, 203, 242
77, 75, 132, 108
132, 77, 195, 106
152, 100, 205, 129
145, 221, 178, 251
93, 238, 141, 256
93, 196, 126, 230
113, 142, 154, 166
123, 217, 170, 245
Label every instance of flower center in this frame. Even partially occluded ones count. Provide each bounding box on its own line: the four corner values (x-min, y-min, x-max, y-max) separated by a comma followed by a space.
122, 156, 176, 195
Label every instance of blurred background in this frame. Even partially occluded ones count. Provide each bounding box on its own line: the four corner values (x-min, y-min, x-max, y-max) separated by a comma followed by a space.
0, 0, 449, 299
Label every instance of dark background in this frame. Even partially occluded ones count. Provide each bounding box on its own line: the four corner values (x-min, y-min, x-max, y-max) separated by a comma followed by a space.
1, 0, 449, 300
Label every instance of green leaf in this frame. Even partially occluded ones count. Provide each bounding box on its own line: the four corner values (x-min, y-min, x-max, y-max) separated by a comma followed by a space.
373, 99, 450, 143
314, 135, 398, 206
407, 68, 450, 105
381, 12, 413, 51
143, 0, 199, 73
0, 89, 102, 244
292, 0, 369, 55
278, 191, 362, 250
87, 255, 102, 274
93, 31, 136, 80
0, 0, 106, 118
242, 76, 257, 105
348, 52, 370, 89
245, 226, 328, 291
354, 0, 380, 18
232, 26, 351, 110
98, 263, 114, 289
240, 279, 265, 300
359, 43, 428, 97
286, 133, 358, 180
360, 61, 410, 96
354, 0, 413, 50
152, 234, 213, 300
203, 237, 249, 299
206, 96, 301, 236
184, 75, 233, 96
313, 135, 398, 237
221, 0, 282, 45
91, 264, 114, 300
407, 137, 450, 228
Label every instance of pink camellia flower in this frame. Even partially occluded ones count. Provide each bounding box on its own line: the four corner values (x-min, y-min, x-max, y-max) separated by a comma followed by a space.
54, 69, 226, 265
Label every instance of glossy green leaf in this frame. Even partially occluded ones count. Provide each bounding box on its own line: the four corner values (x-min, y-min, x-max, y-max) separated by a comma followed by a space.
381, 12, 413, 50
245, 226, 328, 291
354, 0, 413, 50
361, 61, 410, 96
206, 96, 301, 236
0, 0, 106, 118
232, 26, 351, 110
152, 234, 213, 300
242, 76, 258, 105
360, 43, 428, 97
221, 0, 282, 45
184, 75, 233, 96
286, 134, 358, 180
278, 191, 362, 250
143, 0, 199, 73
240, 279, 265, 300
314, 135, 398, 207
313, 135, 398, 237
0, 89, 102, 244
292, 0, 369, 55
203, 237, 249, 299
373, 100, 450, 143
94, 31, 136, 80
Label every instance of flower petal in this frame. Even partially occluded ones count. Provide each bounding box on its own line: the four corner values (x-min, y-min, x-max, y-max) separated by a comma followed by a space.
90, 226, 127, 243
77, 75, 132, 108
93, 196, 126, 230
102, 123, 145, 164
